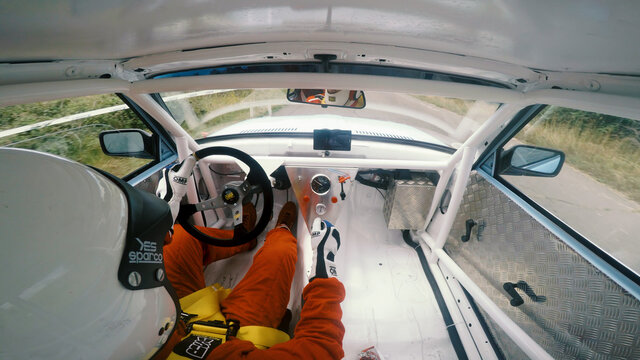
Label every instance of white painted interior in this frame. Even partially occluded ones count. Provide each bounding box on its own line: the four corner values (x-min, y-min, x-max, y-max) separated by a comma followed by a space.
0, 149, 177, 360
3, 2, 640, 357
433, 247, 553, 360
204, 184, 461, 359
3, 1, 640, 77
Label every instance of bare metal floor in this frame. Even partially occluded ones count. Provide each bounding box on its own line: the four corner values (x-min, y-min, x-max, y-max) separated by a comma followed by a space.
205, 184, 456, 359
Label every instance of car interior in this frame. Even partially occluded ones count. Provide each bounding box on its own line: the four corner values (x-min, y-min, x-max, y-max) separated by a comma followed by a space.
2, 3, 640, 359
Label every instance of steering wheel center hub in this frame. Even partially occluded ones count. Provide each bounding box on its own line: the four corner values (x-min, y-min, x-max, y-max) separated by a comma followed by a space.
222, 188, 240, 204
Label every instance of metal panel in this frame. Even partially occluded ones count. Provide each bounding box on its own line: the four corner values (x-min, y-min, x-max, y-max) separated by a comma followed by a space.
383, 176, 436, 230
444, 172, 640, 359
285, 166, 358, 233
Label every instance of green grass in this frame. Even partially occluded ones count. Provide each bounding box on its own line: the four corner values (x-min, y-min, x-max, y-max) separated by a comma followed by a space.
517, 106, 640, 202
187, 90, 253, 119
1, 94, 152, 177
1, 90, 285, 177
168, 89, 286, 138
408, 98, 640, 203
412, 95, 476, 116
0, 94, 124, 131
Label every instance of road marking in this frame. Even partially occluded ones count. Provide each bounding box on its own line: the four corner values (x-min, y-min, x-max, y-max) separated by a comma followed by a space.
0, 89, 235, 139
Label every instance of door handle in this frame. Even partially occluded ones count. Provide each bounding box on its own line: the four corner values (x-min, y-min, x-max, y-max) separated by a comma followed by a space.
503, 281, 546, 307
503, 282, 524, 306
461, 219, 476, 242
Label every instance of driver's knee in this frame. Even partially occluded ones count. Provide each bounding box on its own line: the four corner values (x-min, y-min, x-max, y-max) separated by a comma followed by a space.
258, 227, 297, 261
265, 227, 297, 246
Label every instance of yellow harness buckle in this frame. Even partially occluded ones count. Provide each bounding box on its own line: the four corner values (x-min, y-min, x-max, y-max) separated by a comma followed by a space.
186, 319, 240, 340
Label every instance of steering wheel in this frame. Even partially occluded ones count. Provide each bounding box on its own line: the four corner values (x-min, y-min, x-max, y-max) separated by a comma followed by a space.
177, 146, 274, 247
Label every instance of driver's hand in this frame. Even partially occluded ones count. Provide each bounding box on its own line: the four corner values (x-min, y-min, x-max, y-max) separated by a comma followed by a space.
309, 217, 341, 281
157, 155, 197, 224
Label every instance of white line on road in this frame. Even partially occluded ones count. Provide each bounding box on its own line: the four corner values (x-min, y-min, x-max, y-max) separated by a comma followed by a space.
0, 89, 236, 139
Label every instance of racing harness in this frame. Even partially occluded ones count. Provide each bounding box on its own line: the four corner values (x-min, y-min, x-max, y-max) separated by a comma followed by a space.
169, 284, 290, 359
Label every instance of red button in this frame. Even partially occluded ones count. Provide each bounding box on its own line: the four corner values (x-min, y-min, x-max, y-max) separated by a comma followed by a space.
303, 195, 310, 202
331, 196, 338, 203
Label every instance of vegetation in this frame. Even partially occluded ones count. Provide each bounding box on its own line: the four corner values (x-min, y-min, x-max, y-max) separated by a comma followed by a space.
0, 94, 124, 131
413, 95, 476, 116
0, 90, 285, 176
413, 96, 640, 203
517, 106, 640, 202
166, 89, 286, 138
4, 91, 637, 204
0, 94, 151, 177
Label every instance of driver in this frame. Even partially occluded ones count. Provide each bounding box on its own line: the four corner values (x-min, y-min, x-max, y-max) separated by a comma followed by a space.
323, 89, 364, 107
0, 149, 346, 360
158, 155, 346, 359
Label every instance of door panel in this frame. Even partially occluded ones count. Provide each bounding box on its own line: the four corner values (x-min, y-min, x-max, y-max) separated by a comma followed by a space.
444, 172, 640, 359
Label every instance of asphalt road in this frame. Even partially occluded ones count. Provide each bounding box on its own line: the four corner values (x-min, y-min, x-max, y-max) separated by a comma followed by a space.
505, 163, 640, 273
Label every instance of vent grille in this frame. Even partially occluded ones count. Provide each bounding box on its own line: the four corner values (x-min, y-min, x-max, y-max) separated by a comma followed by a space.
236, 128, 413, 140
353, 130, 413, 140
239, 128, 297, 133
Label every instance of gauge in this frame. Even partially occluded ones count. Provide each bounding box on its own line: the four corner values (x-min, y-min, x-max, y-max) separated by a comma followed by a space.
316, 203, 327, 215
311, 174, 331, 195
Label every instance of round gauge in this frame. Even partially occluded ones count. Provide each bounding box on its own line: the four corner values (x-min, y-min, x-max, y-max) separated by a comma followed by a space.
311, 174, 331, 195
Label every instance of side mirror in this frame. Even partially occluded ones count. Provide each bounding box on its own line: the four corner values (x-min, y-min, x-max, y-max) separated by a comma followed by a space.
498, 145, 564, 177
287, 89, 366, 109
99, 129, 155, 159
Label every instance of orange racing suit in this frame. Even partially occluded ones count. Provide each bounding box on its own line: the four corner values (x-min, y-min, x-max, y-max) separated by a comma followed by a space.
159, 225, 346, 359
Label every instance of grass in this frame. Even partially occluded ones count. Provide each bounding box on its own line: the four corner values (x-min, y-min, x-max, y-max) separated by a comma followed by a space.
412, 95, 476, 116
1, 94, 152, 177
1, 90, 285, 177
409, 97, 640, 203
0, 94, 123, 131
517, 106, 640, 203
167, 89, 287, 137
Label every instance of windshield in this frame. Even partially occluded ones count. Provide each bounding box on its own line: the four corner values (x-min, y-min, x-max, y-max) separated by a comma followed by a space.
160, 89, 499, 149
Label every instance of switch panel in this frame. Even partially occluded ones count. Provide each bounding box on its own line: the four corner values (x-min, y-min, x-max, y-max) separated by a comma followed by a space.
286, 167, 358, 233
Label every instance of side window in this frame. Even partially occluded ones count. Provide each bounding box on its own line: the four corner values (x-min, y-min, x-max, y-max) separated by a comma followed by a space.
499, 105, 640, 273
1, 94, 156, 178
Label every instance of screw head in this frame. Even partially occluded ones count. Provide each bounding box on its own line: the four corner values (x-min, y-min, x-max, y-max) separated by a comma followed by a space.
128, 271, 142, 287
156, 268, 165, 282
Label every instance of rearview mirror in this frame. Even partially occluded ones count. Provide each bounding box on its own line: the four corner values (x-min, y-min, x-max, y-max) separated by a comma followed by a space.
498, 145, 564, 177
287, 89, 366, 109
99, 129, 155, 159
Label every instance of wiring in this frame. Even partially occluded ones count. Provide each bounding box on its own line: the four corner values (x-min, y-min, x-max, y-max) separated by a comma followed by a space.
209, 165, 244, 176
355, 169, 393, 189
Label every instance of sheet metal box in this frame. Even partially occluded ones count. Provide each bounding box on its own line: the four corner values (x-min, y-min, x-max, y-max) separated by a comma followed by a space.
383, 176, 436, 230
